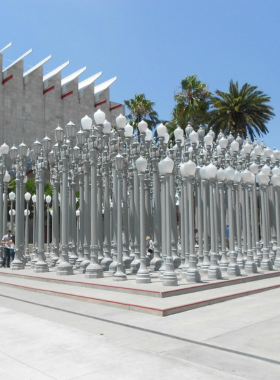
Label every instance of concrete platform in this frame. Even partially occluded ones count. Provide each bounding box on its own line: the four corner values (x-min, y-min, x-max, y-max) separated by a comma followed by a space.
1, 268, 280, 316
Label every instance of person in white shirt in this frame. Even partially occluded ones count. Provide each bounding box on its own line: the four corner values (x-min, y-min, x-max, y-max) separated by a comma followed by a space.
1, 230, 11, 268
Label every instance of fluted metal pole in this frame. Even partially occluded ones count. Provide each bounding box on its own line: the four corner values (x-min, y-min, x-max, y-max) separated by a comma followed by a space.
101, 162, 112, 270
227, 181, 240, 276
11, 160, 24, 270
136, 171, 151, 284
162, 174, 178, 286
85, 147, 103, 278
34, 164, 48, 273
57, 150, 73, 276
186, 176, 201, 283
114, 167, 127, 281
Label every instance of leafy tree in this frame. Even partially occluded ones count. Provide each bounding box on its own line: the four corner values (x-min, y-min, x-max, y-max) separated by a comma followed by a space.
124, 93, 160, 130
172, 74, 210, 129
208, 80, 275, 139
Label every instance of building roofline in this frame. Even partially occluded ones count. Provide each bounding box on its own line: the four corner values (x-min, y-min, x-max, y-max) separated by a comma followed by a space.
23, 55, 52, 77
61, 66, 86, 87
0, 42, 12, 54
2, 48, 32, 73
43, 61, 70, 82
78, 71, 102, 91
94, 76, 117, 96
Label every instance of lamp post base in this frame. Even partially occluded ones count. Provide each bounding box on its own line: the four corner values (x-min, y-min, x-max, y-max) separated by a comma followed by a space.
130, 256, 141, 274
150, 256, 163, 271
78, 259, 90, 274
113, 266, 127, 281
227, 263, 241, 276
108, 260, 117, 276
56, 262, 74, 276
162, 257, 178, 286
260, 259, 273, 271
85, 264, 104, 278
34, 261, 49, 273
244, 261, 258, 274
101, 256, 113, 271
186, 268, 201, 283
10, 260, 25, 270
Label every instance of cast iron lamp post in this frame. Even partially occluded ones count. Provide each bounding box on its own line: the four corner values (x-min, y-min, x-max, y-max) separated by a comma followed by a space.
160, 156, 178, 286
135, 155, 151, 284
113, 154, 127, 281
24, 192, 31, 260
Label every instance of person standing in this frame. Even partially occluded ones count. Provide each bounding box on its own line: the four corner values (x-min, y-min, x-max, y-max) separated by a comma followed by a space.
9, 236, 15, 263
1, 230, 11, 268
146, 236, 154, 260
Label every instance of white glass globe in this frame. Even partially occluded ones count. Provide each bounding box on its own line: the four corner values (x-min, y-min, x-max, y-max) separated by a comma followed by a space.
224, 166, 235, 181
138, 120, 148, 133
135, 156, 148, 173
116, 114, 127, 130
124, 123, 133, 137
184, 160, 196, 177
174, 127, 184, 141
145, 129, 152, 141
234, 170, 242, 183
216, 168, 225, 181
205, 163, 217, 179
94, 109, 106, 125
81, 115, 92, 130
157, 123, 167, 137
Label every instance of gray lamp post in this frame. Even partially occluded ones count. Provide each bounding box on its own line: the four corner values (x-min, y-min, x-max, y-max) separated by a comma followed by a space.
181, 160, 201, 283
1, 169, 10, 267
24, 192, 31, 260
33, 136, 51, 273
85, 110, 104, 278
56, 136, 74, 276
242, 170, 258, 273
3, 170, 10, 235
8, 191, 15, 235
217, 168, 229, 271
206, 163, 222, 280
31, 194, 37, 267
46, 195, 52, 257
257, 170, 273, 270
135, 156, 151, 284
272, 173, 280, 268
233, 170, 244, 269
113, 154, 127, 281
225, 165, 240, 277
160, 156, 178, 286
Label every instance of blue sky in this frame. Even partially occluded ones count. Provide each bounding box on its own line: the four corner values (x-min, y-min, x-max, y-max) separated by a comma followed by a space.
1, 0, 280, 148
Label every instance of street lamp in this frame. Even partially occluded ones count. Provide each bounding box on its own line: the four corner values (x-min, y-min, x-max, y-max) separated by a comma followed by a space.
205, 163, 222, 280
113, 154, 127, 281
135, 155, 151, 284
160, 156, 178, 286
46, 195, 52, 256
24, 192, 31, 260
9, 191, 16, 235
181, 160, 201, 283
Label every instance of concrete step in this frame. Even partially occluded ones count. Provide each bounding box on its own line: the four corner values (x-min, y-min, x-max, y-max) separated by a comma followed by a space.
0, 269, 280, 316
0, 268, 279, 298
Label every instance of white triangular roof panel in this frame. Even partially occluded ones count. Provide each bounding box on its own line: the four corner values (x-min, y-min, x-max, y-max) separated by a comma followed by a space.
0, 42, 12, 54
78, 71, 102, 91
23, 55, 52, 77
94, 76, 117, 97
43, 61, 70, 82
2, 48, 32, 72
61, 66, 86, 87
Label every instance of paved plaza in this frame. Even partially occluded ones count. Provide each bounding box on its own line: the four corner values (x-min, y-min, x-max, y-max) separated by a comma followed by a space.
0, 270, 279, 379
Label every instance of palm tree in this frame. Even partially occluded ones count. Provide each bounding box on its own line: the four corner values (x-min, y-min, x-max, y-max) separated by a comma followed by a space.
208, 80, 275, 139
124, 93, 160, 130
173, 74, 210, 129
